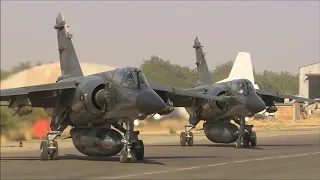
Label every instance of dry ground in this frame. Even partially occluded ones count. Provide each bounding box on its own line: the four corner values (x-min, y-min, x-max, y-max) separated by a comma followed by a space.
136, 115, 320, 134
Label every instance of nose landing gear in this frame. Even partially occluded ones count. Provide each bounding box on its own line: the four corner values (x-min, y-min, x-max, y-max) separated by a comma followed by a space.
180, 112, 200, 146
235, 118, 257, 148
119, 120, 145, 163
180, 126, 194, 146
39, 131, 61, 160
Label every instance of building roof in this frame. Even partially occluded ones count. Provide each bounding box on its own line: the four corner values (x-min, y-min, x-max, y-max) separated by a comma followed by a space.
299, 62, 320, 69
305, 73, 320, 77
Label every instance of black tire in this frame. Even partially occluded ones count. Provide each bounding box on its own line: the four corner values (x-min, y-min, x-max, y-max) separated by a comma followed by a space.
250, 132, 257, 147
180, 132, 187, 146
40, 140, 49, 161
50, 141, 59, 160
243, 136, 249, 148
120, 149, 129, 163
134, 140, 144, 160
187, 132, 194, 146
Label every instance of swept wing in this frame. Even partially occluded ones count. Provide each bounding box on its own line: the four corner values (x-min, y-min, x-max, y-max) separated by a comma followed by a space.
255, 89, 317, 103
0, 81, 76, 108
151, 84, 232, 107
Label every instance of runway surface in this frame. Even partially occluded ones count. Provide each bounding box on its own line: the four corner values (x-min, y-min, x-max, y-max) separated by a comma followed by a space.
1, 129, 320, 179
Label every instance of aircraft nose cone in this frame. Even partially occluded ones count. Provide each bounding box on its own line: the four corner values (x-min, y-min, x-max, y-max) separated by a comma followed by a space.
246, 94, 266, 113
136, 90, 167, 115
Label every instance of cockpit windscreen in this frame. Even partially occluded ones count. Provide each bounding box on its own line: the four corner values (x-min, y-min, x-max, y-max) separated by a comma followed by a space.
231, 79, 250, 95
122, 71, 136, 88
113, 68, 149, 89
137, 72, 149, 86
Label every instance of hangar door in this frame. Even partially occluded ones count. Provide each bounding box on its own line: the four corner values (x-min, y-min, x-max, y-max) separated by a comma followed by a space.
308, 75, 320, 99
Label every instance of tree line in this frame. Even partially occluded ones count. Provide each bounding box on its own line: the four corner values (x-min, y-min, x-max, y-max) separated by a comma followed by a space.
141, 56, 299, 95
0, 61, 42, 80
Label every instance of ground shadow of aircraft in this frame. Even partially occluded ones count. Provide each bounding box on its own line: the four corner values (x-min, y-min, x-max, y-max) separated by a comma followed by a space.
0, 154, 226, 164
0, 155, 164, 165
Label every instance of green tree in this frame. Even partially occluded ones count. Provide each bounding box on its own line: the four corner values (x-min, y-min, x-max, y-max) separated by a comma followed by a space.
140, 55, 299, 95
211, 60, 233, 83
140, 56, 198, 88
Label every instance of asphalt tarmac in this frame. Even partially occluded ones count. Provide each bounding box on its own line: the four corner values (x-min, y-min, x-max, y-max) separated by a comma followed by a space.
1, 129, 320, 179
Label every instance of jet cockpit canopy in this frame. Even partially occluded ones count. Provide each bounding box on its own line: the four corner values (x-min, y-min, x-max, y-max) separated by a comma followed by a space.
113, 67, 149, 89
231, 79, 255, 95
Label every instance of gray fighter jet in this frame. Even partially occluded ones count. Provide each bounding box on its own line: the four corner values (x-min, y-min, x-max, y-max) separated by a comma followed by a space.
0, 13, 229, 163
150, 36, 317, 148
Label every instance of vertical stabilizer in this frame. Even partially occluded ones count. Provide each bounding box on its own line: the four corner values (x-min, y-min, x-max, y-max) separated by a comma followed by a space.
193, 36, 212, 86
218, 52, 259, 89
54, 12, 83, 77
228, 52, 254, 83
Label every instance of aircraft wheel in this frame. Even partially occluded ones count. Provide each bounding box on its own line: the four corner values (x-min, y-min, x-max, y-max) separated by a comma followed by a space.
250, 131, 257, 147
50, 141, 59, 160
235, 136, 249, 148
120, 148, 137, 163
120, 149, 129, 163
180, 132, 187, 146
235, 138, 242, 148
133, 140, 144, 160
243, 135, 249, 148
187, 132, 194, 146
40, 140, 49, 161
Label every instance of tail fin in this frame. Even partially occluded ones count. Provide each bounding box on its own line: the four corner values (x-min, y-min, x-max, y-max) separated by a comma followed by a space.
228, 52, 254, 83
54, 12, 83, 77
218, 52, 259, 89
193, 36, 212, 86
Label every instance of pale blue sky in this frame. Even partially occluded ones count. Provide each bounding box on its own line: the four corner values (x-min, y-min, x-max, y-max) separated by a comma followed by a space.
1, 1, 319, 73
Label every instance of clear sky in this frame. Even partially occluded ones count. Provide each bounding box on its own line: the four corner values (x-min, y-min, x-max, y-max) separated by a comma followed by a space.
1, 1, 319, 74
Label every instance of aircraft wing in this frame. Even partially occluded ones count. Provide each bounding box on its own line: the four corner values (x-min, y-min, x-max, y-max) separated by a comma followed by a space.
0, 81, 77, 108
150, 84, 232, 107
255, 89, 317, 103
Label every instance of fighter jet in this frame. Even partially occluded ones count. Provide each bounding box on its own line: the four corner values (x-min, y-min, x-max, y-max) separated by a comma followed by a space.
0, 13, 230, 163
149, 36, 317, 148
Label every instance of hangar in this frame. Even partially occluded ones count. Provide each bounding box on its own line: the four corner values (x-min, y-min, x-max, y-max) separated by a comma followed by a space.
299, 62, 320, 100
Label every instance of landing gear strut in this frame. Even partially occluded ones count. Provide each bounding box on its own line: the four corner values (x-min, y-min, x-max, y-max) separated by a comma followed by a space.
235, 118, 257, 148
40, 131, 61, 160
119, 119, 144, 163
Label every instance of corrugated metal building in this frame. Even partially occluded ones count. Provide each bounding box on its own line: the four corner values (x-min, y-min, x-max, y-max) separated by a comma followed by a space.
299, 62, 320, 99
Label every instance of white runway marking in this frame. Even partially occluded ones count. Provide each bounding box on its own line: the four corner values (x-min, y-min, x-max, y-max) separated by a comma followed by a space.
177, 166, 202, 171
143, 171, 169, 175
206, 162, 228, 167
91, 151, 320, 179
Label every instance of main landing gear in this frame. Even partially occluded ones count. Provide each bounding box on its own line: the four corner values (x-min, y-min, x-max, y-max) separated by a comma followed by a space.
119, 119, 144, 163
235, 118, 257, 148
40, 131, 61, 160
